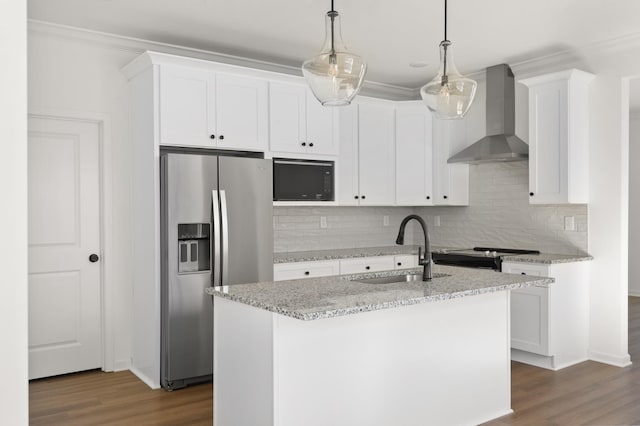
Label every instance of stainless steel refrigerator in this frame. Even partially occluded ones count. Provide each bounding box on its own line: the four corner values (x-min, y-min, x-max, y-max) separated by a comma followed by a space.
160, 150, 273, 390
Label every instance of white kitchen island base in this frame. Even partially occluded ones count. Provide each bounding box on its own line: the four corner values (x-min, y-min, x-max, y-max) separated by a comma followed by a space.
213, 291, 513, 426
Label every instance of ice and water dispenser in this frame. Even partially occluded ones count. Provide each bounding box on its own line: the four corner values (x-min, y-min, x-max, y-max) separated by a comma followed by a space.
177, 223, 210, 273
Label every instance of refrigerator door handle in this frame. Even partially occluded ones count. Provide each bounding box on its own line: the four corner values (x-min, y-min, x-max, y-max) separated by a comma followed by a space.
220, 189, 229, 286
212, 190, 221, 287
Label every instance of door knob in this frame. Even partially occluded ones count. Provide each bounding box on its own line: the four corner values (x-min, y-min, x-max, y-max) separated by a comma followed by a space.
89, 254, 99, 263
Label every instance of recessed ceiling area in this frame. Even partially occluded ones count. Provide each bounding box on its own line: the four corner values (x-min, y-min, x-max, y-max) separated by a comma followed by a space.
28, 0, 640, 88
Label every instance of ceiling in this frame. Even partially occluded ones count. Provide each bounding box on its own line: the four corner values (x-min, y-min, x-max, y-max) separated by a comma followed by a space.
28, 0, 640, 89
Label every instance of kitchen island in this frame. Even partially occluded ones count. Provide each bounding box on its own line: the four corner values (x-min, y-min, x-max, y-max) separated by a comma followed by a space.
207, 264, 553, 426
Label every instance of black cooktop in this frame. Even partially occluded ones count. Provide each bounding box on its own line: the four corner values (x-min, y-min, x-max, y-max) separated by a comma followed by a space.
432, 247, 540, 270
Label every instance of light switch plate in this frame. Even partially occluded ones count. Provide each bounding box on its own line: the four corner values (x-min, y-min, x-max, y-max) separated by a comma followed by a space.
564, 216, 575, 231
320, 216, 327, 229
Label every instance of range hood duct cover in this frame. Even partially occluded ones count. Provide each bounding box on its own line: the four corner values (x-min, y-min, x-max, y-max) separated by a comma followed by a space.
448, 64, 529, 164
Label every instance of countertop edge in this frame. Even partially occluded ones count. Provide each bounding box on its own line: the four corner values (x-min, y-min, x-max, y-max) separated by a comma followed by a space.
206, 275, 554, 321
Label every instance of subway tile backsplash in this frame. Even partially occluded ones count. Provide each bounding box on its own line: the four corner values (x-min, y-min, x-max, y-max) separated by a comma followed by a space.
274, 162, 588, 255
273, 207, 417, 252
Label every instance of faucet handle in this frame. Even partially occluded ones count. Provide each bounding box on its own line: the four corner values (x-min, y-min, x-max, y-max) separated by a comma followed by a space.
418, 247, 424, 263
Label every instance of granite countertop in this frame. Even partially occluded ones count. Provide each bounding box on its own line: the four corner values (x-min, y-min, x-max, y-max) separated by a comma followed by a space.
207, 264, 553, 321
274, 246, 593, 265
274, 245, 441, 263
501, 253, 593, 264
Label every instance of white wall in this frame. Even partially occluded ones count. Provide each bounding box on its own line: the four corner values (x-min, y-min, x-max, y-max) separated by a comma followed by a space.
0, 0, 29, 423
28, 27, 137, 371
630, 111, 640, 296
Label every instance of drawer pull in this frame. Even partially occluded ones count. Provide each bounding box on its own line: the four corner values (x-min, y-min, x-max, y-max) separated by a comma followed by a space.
521, 272, 526, 275
304, 271, 310, 276
365, 266, 370, 270
397, 262, 402, 266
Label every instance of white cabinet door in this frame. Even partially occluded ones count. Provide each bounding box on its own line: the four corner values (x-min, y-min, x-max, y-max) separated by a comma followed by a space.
337, 104, 361, 205
432, 119, 469, 205
502, 262, 551, 356
395, 103, 434, 206
521, 69, 593, 204
215, 73, 268, 151
159, 65, 216, 148
357, 101, 396, 205
340, 256, 396, 274
274, 260, 341, 281
306, 90, 339, 155
269, 82, 307, 154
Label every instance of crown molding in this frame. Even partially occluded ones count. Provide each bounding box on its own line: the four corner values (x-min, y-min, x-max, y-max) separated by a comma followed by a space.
28, 19, 416, 100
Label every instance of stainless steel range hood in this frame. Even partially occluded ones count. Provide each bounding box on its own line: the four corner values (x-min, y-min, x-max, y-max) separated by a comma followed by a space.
448, 64, 529, 164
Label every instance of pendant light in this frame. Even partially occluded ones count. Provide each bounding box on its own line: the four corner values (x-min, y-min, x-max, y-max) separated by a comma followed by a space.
421, 0, 477, 119
302, 0, 367, 106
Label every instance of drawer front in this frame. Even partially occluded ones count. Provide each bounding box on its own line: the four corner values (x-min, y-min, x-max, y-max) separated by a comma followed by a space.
273, 260, 340, 281
502, 262, 549, 277
394, 254, 418, 269
339, 256, 395, 275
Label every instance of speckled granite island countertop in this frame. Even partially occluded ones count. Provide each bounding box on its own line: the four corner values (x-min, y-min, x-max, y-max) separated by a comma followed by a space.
206, 264, 553, 321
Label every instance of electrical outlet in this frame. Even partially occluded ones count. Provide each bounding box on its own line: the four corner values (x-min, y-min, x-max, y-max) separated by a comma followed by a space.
434, 216, 441, 227
383, 215, 389, 227
564, 216, 575, 231
320, 216, 327, 229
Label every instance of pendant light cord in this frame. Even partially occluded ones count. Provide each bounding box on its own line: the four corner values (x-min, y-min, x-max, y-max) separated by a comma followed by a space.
330, 0, 336, 59
442, 0, 448, 84
444, 0, 447, 41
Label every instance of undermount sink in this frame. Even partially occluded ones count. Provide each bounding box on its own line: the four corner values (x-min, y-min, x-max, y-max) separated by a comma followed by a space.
354, 272, 449, 285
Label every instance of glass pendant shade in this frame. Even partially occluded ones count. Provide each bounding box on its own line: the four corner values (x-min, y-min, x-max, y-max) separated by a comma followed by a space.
302, 11, 367, 106
420, 40, 477, 119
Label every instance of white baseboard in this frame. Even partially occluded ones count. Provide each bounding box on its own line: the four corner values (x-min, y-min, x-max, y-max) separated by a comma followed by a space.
129, 366, 161, 389
476, 409, 514, 425
112, 359, 131, 372
588, 350, 632, 367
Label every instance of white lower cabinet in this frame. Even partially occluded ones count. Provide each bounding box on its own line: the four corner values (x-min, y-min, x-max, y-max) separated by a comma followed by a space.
502, 260, 589, 370
273, 260, 340, 281
394, 254, 418, 269
274, 254, 417, 282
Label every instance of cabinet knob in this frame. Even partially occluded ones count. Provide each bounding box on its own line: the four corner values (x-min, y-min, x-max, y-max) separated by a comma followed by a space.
219, 135, 225, 140
521, 272, 526, 275
304, 271, 310, 276
89, 254, 99, 263
354, 195, 359, 199
426, 196, 430, 200
301, 142, 306, 147
397, 262, 402, 266
443, 195, 448, 199
365, 266, 370, 270
309, 142, 314, 147
529, 192, 534, 197
361, 195, 366, 199
210, 134, 216, 139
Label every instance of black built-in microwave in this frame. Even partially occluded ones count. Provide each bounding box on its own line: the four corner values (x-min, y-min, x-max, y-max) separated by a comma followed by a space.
273, 158, 334, 201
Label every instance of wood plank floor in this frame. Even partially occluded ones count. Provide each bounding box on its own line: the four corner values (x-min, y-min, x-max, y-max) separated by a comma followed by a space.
30, 297, 640, 425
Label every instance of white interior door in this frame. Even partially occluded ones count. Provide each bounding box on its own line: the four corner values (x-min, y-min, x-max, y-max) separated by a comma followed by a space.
28, 116, 102, 380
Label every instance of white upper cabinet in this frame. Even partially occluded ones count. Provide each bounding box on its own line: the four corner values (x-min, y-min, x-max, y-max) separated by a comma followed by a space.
395, 102, 434, 206
337, 99, 396, 206
432, 118, 469, 206
520, 69, 594, 204
269, 82, 338, 156
159, 65, 268, 151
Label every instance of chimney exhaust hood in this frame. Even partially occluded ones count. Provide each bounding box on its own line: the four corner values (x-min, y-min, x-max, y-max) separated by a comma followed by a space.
448, 64, 529, 164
